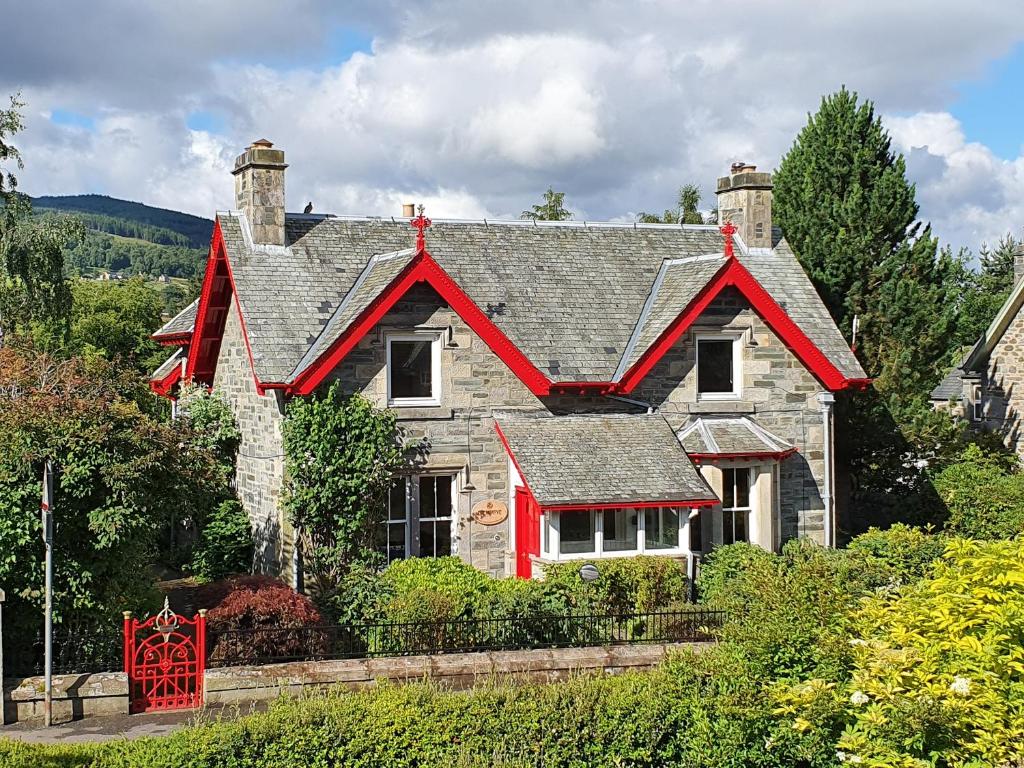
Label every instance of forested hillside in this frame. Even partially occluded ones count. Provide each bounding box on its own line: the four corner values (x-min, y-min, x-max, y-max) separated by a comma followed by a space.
29, 194, 212, 279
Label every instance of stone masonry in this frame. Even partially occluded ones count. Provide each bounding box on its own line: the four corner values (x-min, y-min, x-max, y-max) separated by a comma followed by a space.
980, 304, 1024, 454
214, 279, 830, 579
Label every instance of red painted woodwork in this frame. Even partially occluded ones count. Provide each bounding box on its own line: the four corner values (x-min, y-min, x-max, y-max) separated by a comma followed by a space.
688, 447, 798, 463
179, 218, 870, 402
410, 208, 432, 252
152, 332, 192, 347
617, 257, 872, 393
515, 486, 540, 578
149, 361, 184, 399
720, 221, 736, 258
542, 498, 718, 512
124, 600, 206, 714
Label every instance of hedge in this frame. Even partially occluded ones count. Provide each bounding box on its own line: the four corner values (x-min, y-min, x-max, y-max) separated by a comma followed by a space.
0, 647, 831, 768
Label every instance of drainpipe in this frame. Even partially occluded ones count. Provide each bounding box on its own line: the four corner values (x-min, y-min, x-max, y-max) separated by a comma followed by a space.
606, 394, 654, 413
817, 392, 835, 548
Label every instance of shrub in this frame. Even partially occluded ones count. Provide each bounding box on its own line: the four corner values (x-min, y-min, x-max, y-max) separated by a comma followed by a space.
845, 522, 946, 587
542, 556, 690, 614
189, 499, 254, 581
776, 538, 1024, 767
193, 574, 283, 611
206, 577, 324, 665
377, 556, 491, 622
932, 443, 1024, 539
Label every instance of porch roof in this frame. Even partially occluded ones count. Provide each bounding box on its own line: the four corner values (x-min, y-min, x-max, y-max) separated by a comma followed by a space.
495, 413, 717, 509
677, 416, 795, 458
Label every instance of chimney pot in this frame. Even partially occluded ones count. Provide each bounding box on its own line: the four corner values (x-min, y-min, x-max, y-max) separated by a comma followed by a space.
402, 203, 416, 218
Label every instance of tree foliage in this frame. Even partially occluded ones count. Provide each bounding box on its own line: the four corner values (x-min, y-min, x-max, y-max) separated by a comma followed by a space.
0, 343, 230, 638
637, 183, 706, 224
282, 386, 410, 593
68, 277, 167, 373
521, 187, 573, 221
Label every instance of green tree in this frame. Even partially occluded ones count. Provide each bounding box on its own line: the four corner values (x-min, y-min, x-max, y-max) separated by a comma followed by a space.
282, 386, 411, 593
638, 183, 705, 224
952, 234, 1020, 355
68, 277, 167, 373
0, 95, 83, 343
520, 187, 573, 221
0, 342, 230, 640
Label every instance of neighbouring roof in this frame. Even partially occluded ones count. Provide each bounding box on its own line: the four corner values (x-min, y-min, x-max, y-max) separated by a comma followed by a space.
151, 348, 185, 381
930, 364, 967, 402
677, 416, 795, 457
153, 298, 199, 341
495, 413, 716, 508
212, 213, 866, 388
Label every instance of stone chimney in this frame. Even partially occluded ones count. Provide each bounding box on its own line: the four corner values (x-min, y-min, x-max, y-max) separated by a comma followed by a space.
1014, 241, 1024, 286
232, 139, 287, 246
716, 162, 774, 249
402, 203, 416, 218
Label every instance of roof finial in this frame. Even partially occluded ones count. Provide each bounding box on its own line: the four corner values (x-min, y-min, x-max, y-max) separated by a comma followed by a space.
411, 204, 432, 253
720, 221, 736, 258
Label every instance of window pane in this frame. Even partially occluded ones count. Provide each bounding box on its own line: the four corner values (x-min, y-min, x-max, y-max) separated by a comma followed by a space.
697, 339, 734, 394
689, 509, 703, 552
419, 519, 436, 558
735, 468, 750, 508
388, 481, 406, 522
419, 476, 436, 518
387, 523, 406, 563
435, 519, 451, 557
722, 468, 735, 509
603, 509, 638, 552
645, 507, 679, 550
390, 339, 433, 399
434, 476, 452, 517
723, 510, 735, 546
559, 511, 595, 554
734, 510, 748, 544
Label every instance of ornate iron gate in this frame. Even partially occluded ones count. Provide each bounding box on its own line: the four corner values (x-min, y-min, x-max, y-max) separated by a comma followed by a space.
124, 599, 206, 713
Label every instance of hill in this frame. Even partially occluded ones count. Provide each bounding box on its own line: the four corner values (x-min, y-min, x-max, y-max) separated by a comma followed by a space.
29, 194, 212, 280
31, 194, 213, 249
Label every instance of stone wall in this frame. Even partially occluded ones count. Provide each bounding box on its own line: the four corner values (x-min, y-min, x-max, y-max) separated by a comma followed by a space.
213, 304, 290, 578
634, 288, 827, 544
203, 643, 706, 705
981, 304, 1024, 455
3, 672, 128, 724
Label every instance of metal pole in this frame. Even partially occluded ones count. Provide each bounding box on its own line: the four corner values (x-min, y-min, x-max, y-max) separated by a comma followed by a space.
817, 393, 836, 548
41, 460, 54, 727
0, 587, 6, 726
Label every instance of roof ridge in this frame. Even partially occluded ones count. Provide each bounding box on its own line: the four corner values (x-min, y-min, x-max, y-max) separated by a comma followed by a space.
277, 211, 725, 232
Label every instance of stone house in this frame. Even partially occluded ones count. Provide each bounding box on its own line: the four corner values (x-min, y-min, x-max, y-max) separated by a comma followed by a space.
151, 142, 868, 584
930, 242, 1024, 454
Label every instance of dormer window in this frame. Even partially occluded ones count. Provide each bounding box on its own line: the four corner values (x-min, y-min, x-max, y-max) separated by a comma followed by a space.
696, 333, 742, 399
387, 332, 441, 406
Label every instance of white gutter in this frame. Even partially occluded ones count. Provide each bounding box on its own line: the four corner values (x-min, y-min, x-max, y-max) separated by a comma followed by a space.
817, 392, 836, 547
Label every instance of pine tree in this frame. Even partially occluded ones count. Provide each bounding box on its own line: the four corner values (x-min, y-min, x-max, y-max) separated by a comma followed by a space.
637, 183, 705, 224
953, 234, 1020, 353
520, 188, 573, 221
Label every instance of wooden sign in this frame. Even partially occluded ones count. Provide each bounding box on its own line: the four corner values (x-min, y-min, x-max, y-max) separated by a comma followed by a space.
471, 499, 508, 526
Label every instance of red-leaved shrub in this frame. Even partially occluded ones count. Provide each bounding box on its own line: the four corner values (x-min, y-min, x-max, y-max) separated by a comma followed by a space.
205, 578, 326, 665
194, 574, 283, 612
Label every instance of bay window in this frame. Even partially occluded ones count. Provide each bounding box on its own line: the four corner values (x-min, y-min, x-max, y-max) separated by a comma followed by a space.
721, 467, 752, 545
542, 505, 691, 558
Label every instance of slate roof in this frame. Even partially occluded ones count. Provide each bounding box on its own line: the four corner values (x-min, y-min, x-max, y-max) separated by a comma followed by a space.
150, 348, 184, 381
153, 298, 198, 339
677, 417, 794, 456
495, 413, 716, 507
214, 213, 866, 385
930, 366, 966, 402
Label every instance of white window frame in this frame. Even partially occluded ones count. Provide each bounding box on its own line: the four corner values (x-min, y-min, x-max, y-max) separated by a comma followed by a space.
386, 332, 442, 407
695, 332, 743, 400
380, 473, 458, 563
721, 466, 754, 545
971, 385, 984, 422
542, 506, 690, 560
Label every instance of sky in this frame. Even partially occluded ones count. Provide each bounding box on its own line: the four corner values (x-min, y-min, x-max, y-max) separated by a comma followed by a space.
2, 0, 1023, 256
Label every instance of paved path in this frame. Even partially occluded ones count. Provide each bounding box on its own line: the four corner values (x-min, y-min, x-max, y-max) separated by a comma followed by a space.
0, 702, 268, 744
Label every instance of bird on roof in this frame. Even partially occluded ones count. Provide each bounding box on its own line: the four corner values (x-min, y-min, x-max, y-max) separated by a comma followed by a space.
303, 201, 313, 214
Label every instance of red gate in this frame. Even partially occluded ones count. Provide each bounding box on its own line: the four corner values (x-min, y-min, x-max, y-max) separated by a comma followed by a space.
124, 598, 206, 713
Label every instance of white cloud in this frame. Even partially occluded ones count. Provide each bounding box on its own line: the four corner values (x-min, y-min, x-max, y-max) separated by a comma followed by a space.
885, 111, 1024, 252
3, 1, 1024, 250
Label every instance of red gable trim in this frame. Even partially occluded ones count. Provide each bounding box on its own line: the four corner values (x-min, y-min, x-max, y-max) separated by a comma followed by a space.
149, 362, 183, 399
289, 251, 553, 396
617, 257, 871, 394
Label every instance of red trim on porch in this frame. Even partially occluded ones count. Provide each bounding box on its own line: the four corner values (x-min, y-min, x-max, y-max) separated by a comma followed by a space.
543, 498, 719, 512
688, 447, 798, 463
617, 257, 871, 394
289, 252, 553, 396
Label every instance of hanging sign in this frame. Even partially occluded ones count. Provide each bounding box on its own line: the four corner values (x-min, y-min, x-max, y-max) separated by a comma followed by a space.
471, 499, 508, 526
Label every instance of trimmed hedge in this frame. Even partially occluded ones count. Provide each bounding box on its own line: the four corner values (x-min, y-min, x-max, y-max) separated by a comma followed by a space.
0, 647, 834, 768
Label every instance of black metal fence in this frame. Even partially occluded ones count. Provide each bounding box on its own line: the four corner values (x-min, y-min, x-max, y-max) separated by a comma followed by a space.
206, 608, 724, 668
3, 626, 123, 678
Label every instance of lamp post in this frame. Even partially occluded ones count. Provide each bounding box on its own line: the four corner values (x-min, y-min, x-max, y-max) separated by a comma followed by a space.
0, 587, 6, 725
41, 460, 55, 727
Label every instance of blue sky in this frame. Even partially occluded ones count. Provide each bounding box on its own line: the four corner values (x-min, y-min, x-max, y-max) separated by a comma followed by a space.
951, 42, 1024, 160
3, 1, 1023, 254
